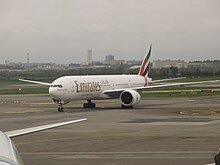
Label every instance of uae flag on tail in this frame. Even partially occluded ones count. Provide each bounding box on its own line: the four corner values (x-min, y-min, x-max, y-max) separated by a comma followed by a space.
138, 45, 152, 77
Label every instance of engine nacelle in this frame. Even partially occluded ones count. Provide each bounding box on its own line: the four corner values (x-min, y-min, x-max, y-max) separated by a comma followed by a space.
120, 89, 141, 107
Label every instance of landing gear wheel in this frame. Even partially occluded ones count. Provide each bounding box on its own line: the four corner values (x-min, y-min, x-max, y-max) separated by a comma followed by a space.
58, 106, 64, 112
83, 100, 96, 109
121, 104, 133, 109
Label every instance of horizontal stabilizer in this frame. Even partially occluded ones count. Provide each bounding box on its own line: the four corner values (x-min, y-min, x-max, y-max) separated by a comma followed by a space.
149, 77, 186, 83
6, 118, 87, 138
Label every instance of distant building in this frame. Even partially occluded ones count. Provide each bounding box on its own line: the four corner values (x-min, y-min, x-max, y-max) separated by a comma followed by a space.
105, 54, 115, 65
27, 53, 30, 64
26, 52, 30, 69
105, 54, 114, 62
127, 60, 142, 65
152, 60, 187, 69
87, 49, 93, 65
186, 61, 220, 68
69, 63, 81, 69
5, 60, 10, 65
187, 62, 207, 68
114, 60, 126, 65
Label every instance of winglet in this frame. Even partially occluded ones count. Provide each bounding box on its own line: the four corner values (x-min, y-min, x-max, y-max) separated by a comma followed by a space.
138, 45, 152, 77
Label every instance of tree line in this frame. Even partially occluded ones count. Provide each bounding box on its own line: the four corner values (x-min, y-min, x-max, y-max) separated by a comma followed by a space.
0, 64, 220, 81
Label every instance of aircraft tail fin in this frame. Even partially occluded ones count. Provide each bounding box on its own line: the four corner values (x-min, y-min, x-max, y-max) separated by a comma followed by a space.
138, 45, 152, 77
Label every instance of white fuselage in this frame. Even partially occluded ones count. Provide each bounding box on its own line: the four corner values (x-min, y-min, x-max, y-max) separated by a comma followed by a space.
49, 75, 147, 102
0, 131, 23, 165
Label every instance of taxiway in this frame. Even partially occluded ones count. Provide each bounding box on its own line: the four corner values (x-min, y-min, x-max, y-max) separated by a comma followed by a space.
0, 94, 219, 165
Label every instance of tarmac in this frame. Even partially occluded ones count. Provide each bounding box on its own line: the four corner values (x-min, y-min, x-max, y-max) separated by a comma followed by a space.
0, 94, 220, 165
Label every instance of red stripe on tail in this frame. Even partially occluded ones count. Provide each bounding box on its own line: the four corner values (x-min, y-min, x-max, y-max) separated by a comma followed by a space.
138, 56, 147, 76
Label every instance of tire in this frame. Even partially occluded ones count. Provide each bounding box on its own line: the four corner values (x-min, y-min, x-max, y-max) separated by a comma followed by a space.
83, 103, 96, 109
121, 104, 133, 109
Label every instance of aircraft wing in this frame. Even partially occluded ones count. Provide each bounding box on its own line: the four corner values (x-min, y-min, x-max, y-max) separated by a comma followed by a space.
149, 77, 186, 83
104, 80, 220, 95
135, 80, 220, 90
19, 79, 51, 86
5, 118, 87, 138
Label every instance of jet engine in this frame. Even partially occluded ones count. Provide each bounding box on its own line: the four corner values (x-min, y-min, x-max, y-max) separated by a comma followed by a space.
120, 89, 141, 107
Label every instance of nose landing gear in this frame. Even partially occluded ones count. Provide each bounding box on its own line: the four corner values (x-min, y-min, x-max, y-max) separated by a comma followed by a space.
58, 105, 64, 112
52, 99, 96, 111
52, 98, 64, 112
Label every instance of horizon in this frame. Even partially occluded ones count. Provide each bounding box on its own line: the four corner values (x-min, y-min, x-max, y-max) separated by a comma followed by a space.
1, 55, 220, 65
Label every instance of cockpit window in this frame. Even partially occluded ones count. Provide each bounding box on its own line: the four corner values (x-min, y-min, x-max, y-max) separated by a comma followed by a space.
50, 84, 63, 88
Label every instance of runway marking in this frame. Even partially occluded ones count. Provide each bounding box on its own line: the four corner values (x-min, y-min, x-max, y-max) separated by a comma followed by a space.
25, 102, 54, 105
19, 151, 215, 159
0, 100, 26, 104
4, 109, 44, 114
122, 117, 220, 125
180, 110, 217, 116
16, 134, 120, 146
16, 137, 83, 146
0, 101, 7, 104
19, 151, 216, 154
137, 120, 220, 125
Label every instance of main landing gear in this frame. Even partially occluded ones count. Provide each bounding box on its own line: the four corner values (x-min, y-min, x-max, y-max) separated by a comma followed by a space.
121, 104, 133, 109
83, 100, 96, 109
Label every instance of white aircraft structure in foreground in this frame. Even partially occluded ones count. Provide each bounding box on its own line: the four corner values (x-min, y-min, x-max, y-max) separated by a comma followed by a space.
206, 149, 220, 165
0, 118, 87, 165
20, 46, 219, 112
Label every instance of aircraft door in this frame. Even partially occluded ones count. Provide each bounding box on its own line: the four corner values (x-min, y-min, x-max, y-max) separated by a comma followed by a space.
70, 81, 75, 93
111, 80, 115, 90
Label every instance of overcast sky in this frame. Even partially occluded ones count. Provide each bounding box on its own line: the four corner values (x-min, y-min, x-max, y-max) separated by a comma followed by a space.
0, 0, 219, 63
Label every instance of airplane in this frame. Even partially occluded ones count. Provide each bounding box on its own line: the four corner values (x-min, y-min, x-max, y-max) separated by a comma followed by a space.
207, 149, 220, 165
206, 151, 220, 165
19, 45, 219, 112
0, 118, 87, 165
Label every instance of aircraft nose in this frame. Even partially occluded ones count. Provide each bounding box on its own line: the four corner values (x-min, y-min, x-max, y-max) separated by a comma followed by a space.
49, 87, 59, 99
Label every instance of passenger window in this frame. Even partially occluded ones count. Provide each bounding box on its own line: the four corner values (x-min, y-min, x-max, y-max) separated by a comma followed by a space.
50, 85, 63, 88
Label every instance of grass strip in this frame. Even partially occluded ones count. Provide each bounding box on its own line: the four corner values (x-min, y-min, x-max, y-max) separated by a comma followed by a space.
142, 91, 220, 97
161, 77, 220, 83
0, 88, 48, 95
153, 86, 220, 91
